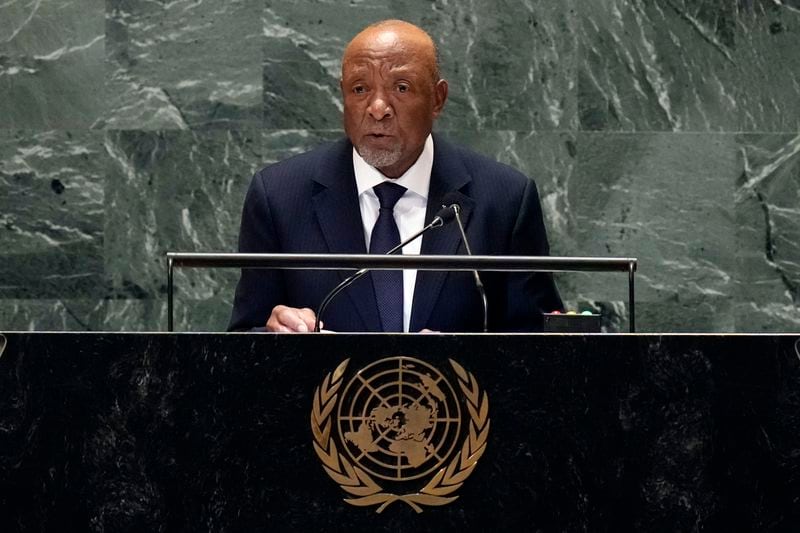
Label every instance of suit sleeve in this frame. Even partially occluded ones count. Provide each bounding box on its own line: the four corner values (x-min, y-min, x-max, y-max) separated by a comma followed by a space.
227, 171, 287, 331
502, 178, 564, 331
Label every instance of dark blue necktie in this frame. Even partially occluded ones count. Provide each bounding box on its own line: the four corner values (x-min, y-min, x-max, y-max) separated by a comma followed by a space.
370, 182, 407, 332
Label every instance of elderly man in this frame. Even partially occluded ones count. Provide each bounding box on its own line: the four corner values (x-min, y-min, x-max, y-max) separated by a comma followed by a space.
229, 20, 562, 333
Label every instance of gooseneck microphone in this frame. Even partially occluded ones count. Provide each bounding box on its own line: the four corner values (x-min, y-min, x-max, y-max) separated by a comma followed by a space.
314, 204, 458, 332
450, 203, 489, 332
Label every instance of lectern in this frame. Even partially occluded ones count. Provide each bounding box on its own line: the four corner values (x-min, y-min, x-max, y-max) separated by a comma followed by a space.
1, 332, 798, 531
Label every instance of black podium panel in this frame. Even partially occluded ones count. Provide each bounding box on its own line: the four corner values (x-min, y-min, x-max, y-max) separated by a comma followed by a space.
1, 333, 799, 531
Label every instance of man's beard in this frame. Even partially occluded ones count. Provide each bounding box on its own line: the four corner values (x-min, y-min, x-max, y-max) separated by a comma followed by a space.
357, 142, 403, 170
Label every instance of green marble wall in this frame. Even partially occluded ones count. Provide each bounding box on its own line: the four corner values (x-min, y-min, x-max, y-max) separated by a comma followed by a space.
1, 0, 798, 332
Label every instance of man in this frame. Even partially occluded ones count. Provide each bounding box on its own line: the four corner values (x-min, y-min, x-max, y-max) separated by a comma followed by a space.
229, 20, 562, 333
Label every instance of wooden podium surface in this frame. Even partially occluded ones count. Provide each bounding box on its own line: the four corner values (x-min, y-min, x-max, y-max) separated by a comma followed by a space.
1, 333, 798, 531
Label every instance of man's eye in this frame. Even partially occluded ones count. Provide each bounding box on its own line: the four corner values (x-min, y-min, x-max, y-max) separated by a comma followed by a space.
396, 84, 409, 93
353, 86, 366, 94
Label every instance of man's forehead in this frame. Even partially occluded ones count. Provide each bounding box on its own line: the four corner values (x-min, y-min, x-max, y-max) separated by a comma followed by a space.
343, 56, 420, 77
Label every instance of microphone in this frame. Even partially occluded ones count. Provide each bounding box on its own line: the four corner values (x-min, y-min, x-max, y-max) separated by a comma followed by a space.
314, 204, 457, 332
447, 199, 488, 333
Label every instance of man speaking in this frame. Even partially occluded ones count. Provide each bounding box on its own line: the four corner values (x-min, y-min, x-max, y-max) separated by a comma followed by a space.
228, 20, 562, 333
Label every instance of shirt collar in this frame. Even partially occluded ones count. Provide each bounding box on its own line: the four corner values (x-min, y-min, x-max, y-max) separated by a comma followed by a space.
353, 134, 433, 199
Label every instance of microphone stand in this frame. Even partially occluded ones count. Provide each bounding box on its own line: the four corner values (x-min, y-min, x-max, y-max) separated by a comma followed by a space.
314, 210, 453, 332
452, 204, 488, 333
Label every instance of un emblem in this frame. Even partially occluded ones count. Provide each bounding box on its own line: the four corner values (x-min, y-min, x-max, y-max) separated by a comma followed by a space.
311, 357, 490, 513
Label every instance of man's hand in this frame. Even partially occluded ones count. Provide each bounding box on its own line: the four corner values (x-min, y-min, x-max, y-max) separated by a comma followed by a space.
266, 305, 319, 332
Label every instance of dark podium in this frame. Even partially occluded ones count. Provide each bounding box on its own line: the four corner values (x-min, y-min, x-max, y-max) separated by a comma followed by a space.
1, 333, 799, 531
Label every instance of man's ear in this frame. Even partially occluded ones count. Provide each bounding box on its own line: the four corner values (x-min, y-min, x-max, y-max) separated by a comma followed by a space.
432, 79, 448, 118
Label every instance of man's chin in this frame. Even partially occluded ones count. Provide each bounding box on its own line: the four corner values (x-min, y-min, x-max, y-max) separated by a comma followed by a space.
357, 145, 403, 170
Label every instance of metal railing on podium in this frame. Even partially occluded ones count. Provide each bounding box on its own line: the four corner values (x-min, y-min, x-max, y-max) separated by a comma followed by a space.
165, 253, 638, 333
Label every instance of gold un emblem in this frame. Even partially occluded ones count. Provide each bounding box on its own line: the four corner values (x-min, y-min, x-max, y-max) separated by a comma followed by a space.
311, 356, 490, 513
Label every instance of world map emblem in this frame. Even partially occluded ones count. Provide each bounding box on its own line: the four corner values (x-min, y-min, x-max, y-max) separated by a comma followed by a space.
311, 356, 490, 513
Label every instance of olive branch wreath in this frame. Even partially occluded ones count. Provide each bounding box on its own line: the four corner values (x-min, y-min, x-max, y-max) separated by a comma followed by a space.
310, 358, 490, 513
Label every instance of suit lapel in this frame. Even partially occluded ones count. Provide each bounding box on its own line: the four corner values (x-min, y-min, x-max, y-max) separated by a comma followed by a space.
311, 140, 381, 331
410, 136, 475, 331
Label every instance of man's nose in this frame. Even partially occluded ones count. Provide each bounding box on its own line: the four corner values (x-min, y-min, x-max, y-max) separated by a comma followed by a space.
366, 91, 393, 120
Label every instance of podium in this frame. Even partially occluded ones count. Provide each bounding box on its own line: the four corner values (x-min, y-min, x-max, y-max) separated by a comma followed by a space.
1, 333, 798, 530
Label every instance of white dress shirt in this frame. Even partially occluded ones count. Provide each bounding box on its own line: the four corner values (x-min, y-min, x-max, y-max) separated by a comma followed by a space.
352, 134, 434, 332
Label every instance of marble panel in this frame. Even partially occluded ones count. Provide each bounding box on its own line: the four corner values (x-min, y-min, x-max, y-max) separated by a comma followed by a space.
101, 0, 263, 130
637, 297, 735, 333
735, 133, 800, 332
0, 299, 107, 331
261, 128, 344, 162
102, 128, 343, 332
0, 0, 105, 129
263, 37, 343, 130
441, 130, 576, 240
567, 132, 738, 331
102, 128, 261, 330
104, 293, 237, 333
579, 0, 800, 132
264, 0, 577, 131
438, 130, 639, 330
0, 130, 106, 301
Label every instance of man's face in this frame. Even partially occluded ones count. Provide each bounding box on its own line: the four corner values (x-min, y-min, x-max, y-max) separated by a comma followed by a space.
341, 28, 447, 178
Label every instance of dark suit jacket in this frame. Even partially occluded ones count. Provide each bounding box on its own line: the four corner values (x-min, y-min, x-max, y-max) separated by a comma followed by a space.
228, 134, 562, 332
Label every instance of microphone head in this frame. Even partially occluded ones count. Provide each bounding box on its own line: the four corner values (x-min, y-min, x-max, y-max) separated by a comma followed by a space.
433, 192, 461, 228
433, 192, 462, 225
432, 204, 457, 226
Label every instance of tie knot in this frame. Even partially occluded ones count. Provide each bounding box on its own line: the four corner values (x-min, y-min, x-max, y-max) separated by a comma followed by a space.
373, 182, 407, 210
